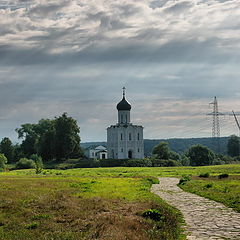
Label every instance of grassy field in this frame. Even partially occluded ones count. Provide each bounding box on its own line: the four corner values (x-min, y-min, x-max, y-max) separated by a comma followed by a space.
0, 164, 239, 240
0, 173, 184, 240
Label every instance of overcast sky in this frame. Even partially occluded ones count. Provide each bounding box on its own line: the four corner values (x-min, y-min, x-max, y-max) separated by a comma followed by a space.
0, 0, 240, 143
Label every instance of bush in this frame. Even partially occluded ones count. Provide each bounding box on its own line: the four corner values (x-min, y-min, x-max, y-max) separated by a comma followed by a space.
199, 173, 210, 178
0, 153, 7, 170
125, 158, 152, 167
15, 158, 35, 169
178, 175, 191, 185
218, 173, 229, 179
30, 154, 43, 174
142, 209, 163, 221
204, 183, 213, 188
152, 159, 181, 167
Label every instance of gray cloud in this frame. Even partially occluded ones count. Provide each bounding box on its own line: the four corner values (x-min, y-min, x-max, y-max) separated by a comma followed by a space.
0, 0, 240, 142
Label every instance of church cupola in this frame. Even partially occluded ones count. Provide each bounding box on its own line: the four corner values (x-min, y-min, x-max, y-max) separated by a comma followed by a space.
116, 87, 131, 111
117, 87, 131, 124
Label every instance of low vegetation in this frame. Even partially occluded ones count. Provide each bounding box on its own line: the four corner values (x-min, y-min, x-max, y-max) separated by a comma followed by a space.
0, 171, 185, 240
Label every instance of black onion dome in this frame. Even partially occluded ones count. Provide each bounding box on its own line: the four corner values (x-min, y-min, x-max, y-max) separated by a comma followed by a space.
117, 97, 131, 111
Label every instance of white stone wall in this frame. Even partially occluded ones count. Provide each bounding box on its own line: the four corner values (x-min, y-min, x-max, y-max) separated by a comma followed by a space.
118, 110, 130, 124
107, 124, 144, 159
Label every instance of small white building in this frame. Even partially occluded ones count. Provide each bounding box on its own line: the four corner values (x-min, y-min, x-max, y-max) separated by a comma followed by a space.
85, 145, 108, 159
107, 88, 144, 159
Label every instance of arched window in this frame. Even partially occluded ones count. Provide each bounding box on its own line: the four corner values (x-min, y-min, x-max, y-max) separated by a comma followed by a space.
129, 133, 131, 141
137, 133, 140, 141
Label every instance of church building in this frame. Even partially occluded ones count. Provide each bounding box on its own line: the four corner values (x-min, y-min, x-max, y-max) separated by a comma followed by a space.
107, 88, 144, 159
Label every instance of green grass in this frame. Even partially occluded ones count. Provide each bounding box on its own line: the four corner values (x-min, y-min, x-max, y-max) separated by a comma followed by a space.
0, 173, 184, 240
3, 164, 240, 178
0, 164, 239, 239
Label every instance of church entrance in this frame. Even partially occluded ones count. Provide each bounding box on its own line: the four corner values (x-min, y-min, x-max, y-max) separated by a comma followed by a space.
128, 150, 133, 159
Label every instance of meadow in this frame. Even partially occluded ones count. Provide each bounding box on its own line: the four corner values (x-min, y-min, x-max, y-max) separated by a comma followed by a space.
0, 164, 239, 240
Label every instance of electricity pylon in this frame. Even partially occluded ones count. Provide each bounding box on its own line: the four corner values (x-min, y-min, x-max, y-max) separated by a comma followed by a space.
207, 96, 224, 152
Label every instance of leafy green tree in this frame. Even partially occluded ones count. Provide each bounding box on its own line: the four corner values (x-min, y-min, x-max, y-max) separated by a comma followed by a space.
227, 135, 240, 157
152, 142, 171, 160
186, 144, 215, 166
16, 113, 83, 162
0, 153, 7, 170
0, 137, 14, 163
55, 113, 82, 160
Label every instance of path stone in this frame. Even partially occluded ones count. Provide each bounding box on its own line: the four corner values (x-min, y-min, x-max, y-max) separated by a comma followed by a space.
151, 177, 240, 240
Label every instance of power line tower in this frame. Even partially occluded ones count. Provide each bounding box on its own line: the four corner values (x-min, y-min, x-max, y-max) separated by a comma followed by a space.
207, 96, 224, 152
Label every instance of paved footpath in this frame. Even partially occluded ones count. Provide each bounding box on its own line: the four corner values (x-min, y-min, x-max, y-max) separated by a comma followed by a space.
151, 177, 240, 240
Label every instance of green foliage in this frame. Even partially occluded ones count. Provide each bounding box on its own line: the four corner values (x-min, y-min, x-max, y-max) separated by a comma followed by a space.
16, 158, 36, 169
0, 137, 14, 163
178, 176, 191, 185
218, 173, 229, 179
142, 209, 163, 221
152, 142, 171, 160
199, 172, 210, 178
204, 183, 213, 188
25, 222, 38, 229
152, 159, 182, 167
16, 113, 83, 162
186, 144, 215, 166
0, 153, 7, 170
227, 135, 240, 157
125, 158, 152, 167
30, 154, 43, 174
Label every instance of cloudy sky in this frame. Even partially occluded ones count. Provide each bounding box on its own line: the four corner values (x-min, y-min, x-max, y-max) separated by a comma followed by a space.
0, 0, 240, 143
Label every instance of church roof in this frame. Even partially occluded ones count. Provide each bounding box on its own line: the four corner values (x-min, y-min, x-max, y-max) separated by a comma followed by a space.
116, 87, 131, 111
117, 96, 131, 111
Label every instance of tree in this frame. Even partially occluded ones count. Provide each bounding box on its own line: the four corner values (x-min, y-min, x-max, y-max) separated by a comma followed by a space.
227, 135, 240, 157
186, 144, 215, 166
16, 113, 83, 161
55, 113, 82, 160
0, 137, 14, 163
152, 142, 171, 160
0, 153, 7, 170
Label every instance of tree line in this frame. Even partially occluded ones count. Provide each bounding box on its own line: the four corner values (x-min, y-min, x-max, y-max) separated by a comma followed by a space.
0, 113, 83, 170
0, 112, 240, 170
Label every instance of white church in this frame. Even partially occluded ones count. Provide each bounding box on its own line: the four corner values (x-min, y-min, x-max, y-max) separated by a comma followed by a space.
107, 88, 144, 159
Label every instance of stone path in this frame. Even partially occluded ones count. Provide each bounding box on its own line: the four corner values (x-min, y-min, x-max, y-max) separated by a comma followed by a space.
151, 177, 240, 240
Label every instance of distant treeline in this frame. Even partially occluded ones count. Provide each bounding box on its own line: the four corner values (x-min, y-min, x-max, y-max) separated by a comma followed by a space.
81, 137, 230, 156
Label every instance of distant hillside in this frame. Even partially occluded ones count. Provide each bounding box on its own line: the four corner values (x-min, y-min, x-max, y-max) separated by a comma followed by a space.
81, 137, 229, 156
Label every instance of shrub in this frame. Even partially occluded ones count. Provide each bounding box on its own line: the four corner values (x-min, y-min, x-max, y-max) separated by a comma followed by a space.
15, 158, 35, 169
30, 154, 43, 174
179, 175, 191, 185
0, 153, 7, 170
204, 183, 213, 188
25, 222, 38, 229
218, 173, 229, 179
199, 173, 210, 178
142, 209, 163, 221
152, 159, 181, 167
125, 158, 152, 167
